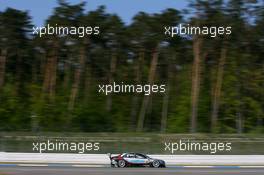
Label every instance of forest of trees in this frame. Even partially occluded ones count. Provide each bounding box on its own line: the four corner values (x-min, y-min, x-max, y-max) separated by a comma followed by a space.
0, 0, 263, 133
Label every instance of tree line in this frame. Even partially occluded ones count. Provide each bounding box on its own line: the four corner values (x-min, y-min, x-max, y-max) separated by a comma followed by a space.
0, 0, 263, 133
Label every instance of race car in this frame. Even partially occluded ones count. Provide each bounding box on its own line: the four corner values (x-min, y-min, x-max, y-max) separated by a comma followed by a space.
108, 152, 166, 168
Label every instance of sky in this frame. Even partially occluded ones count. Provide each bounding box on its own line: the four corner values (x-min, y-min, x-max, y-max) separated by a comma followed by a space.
0, 0, 188, 26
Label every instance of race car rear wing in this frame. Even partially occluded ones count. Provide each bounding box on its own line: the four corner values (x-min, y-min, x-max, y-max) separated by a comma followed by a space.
107, 153, 112, 160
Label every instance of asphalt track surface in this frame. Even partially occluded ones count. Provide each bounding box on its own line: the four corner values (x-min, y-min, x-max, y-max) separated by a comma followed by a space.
1, 167, 264, 175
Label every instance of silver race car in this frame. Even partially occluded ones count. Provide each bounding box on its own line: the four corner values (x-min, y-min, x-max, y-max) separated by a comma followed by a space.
108, 152, 166, 168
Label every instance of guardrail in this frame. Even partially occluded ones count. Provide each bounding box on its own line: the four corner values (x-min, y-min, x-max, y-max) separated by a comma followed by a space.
1, 152, 264, 165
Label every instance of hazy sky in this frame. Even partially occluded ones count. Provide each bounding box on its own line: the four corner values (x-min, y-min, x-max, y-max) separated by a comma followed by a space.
0, 0, 188, 26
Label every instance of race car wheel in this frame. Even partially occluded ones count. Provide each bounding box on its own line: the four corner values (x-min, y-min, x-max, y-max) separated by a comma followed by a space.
118, 160, 126, 168
152, 160, 160, 168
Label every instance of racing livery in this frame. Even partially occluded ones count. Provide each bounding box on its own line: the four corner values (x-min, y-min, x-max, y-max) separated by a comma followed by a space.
108, 153, 166, 168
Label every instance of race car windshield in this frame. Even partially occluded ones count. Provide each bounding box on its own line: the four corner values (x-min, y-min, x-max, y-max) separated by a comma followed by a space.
136, 153, 149, 159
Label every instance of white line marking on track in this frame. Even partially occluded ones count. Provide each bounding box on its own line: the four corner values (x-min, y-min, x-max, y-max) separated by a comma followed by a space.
72, 165, 106, 167
240, 166, 264, 168
183, 166, 214, 168
18, 164, 49, 167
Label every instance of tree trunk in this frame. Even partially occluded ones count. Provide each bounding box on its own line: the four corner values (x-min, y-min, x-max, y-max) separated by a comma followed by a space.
190, 37, 202, 133
137, 48, 159, 132
130, 49, 144, 130
42, 52, 52, 93
106, 52, 117, 112
68, 45, 86, 111
211, 47, 227, 132
83, 37, 92, 104
236, 109, 243, 134
161, 55, 174, 133
147, 94, 153, 115
63, 56, 71, 90
83, 63, 91, 103
0, 48, 7, 90
161, 86, 170, 133
42, 41, 58, 100
40, 52, 46, 81
32, 53, 38, 83
236, 62, 243, 134
259, 64, 264, 128
15, 53, 23, 94
49, 49, 57, 100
